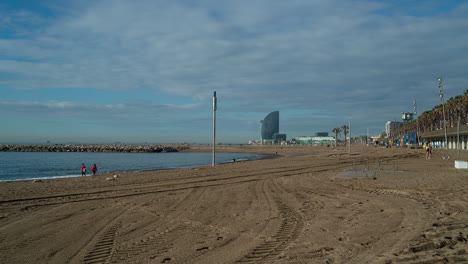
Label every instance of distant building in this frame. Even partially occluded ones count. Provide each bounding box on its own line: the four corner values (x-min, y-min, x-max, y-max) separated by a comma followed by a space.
402, 112, 414, 124
274, 133, 287, 143
293, 136, 335, 145
261, 111, 279, 142
315, 132, 329, 137
371, 135, 382, 144
260, 111, 287, 144
386, 121, 403, 138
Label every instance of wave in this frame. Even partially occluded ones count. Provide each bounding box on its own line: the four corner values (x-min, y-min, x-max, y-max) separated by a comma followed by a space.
0, 174, 84, 182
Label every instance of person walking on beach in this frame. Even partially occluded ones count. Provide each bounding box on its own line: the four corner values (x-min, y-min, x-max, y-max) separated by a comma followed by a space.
81, 164, 87, 177
425, 142, 432, 160
91, 164, 98, 176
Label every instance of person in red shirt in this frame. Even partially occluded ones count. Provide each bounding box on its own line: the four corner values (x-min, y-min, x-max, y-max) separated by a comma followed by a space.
81, 164, 86, 177
91, 164, 98, 176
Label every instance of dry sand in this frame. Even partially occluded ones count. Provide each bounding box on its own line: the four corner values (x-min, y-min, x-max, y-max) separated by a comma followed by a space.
0, 145, 467, 264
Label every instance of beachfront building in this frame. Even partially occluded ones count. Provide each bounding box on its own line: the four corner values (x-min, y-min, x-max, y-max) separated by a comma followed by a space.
261, 111, 282, 144
371, 135, 382, 144
392, 90, 468, 149
274, 133, 287, 144
385, 121, 403, 138
292, 136, 335, 145
402, 112, 414, 124
421, 124, 468, 149
261, 111, 279, 141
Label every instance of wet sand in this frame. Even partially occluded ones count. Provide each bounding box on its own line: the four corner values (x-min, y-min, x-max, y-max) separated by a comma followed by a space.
0, 145, 467, 263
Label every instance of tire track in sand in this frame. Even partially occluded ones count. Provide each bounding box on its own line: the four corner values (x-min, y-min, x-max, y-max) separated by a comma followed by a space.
360, 188, 468, 264
236, 179, 304, 263
0, 157, 363, 210
108, 188, 210, 263
82, 222, 121, 264
183, 180, 269, 264
342, 188, 437, 264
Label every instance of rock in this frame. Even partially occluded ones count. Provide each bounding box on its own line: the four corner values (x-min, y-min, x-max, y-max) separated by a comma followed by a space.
0, 144, 187, 153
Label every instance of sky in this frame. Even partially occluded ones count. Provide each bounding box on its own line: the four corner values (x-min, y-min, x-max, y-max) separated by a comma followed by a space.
1, 0, 468, 144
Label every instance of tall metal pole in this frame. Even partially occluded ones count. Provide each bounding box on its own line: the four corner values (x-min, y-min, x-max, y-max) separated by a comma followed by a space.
367, 128, 369, 146
212, 91, 217, 166
348, 121, 351, 154
457, 117, 460, 158
414, 98, 419, 145
438, 77, 448, 150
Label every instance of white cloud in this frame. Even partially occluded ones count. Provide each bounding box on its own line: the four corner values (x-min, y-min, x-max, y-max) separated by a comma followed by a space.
0, 99, 200, 121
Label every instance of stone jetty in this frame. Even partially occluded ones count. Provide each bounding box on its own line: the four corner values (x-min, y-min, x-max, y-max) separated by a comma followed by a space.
0, 144, 187, 153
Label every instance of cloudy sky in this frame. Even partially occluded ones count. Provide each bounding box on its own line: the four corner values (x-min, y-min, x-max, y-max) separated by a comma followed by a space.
1, 0, 467, 144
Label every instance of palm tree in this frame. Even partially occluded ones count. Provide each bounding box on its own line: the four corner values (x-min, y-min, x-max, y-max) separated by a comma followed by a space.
332, 127, 342, 148
342, 125, 349, 146
392, 91, 468, 148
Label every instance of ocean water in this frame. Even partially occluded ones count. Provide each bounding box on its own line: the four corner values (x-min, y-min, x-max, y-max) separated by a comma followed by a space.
0, 152, 264, 182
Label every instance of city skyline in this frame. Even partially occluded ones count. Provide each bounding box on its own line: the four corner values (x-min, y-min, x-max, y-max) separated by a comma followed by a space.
1, 0, 468, 144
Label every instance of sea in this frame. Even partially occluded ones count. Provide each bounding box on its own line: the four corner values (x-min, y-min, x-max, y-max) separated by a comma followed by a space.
0, 152, 264, 182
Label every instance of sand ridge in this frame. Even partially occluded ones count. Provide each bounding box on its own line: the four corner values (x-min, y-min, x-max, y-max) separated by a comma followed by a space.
0, 145, 467, 263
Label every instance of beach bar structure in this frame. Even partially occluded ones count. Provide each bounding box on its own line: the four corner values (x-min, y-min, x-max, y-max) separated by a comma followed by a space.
420, 124, 468, 149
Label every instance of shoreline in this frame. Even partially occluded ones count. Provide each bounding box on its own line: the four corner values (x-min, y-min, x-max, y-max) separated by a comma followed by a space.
0, 150, 272, 183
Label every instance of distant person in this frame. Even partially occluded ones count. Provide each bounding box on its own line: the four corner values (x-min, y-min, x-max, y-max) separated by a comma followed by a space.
426, 142, 432, 160
81, 164, 87, 177
91, 164, 98, 176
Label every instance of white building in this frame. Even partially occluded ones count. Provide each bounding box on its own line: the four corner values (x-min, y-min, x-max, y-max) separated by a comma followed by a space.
385, 121, 403, 138
292, 136, 335, 145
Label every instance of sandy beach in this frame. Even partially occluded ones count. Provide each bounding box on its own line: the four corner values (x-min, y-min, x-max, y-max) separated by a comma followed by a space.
0, 145, 467, 264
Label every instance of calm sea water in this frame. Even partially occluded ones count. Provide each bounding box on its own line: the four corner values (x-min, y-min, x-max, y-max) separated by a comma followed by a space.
0, 152, 264, 182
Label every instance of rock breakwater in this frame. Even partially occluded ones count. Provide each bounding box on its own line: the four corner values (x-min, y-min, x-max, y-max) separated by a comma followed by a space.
0, 144, 187, 153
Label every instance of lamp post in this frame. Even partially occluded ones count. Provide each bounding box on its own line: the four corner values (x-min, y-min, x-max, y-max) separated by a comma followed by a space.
348, 121, 351, 154
413, 98, 419, 145
438, 77, 448, 150
367, 128, 369, 146
212, 91, 217, 166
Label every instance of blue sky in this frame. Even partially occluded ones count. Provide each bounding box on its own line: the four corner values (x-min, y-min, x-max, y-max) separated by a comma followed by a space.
1, 0, 468, 144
